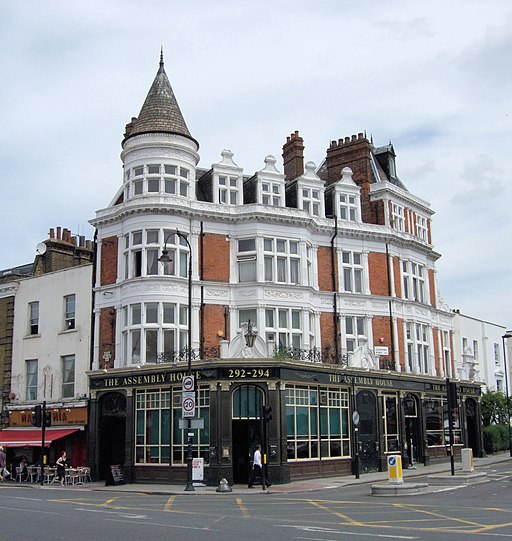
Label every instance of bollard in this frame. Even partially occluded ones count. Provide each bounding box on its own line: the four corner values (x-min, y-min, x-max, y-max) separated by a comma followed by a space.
216, 478, 232, 492
387, 455, 404, 484
461, 448, 474, 472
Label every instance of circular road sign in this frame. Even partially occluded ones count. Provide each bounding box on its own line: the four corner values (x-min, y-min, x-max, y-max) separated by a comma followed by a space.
352, 411, 360, 426
183, 396, 195, 414
182, 375, 195, 392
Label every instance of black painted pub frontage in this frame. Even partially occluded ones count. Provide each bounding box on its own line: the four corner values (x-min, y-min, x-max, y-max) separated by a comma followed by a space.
87, 359, 482, 485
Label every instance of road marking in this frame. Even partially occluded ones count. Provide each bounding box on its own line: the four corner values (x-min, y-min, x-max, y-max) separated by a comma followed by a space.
0, 505, 58, 515
75, 507, 147, 519
279, 525, 417, 539
163, 495, 175, 512
105, 518, 221, 531
307, 499, 363, 526
236, 497, 250, 518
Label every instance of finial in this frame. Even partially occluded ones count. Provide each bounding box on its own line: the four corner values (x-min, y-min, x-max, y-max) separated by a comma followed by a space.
160, 46, 164, 68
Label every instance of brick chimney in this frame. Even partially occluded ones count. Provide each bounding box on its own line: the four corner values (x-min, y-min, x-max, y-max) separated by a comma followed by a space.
325, 133, 375, 222
282, 131, 304, 181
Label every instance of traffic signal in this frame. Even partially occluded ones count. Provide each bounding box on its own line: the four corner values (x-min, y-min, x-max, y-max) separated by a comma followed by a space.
264, 406, 272, 423
44, 410, 52, 428
32, 405, 42, 427
447, 381, 458, 410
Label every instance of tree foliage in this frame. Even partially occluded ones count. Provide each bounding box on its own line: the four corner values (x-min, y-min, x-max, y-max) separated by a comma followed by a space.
481, 390, 509, 426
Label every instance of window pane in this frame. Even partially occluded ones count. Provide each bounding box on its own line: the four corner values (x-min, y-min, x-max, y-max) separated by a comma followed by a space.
146, 249, 159, 275
131, 304, 141, 324
264, 256, 273, 281
239, 239, 256, 252
146, 330, 158, 363
163, 303, 174, 324
148, 178, 159, 192
146, 303, 158, 324
290, 259, 299, 283
277, 258, 286, 282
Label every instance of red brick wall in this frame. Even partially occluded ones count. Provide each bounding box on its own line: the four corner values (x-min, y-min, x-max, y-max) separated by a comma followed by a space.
100, 236, 118, 286
393, 256, 402, 298
428, 269, 436, 307
432, 327, 440, 374
99, 307, 116, 369
320, 311, 336, 354
427, 219, 432, 245
372, 316, 392, 368
373, 200, 386, 226
201, 233, 230, 282
396, 318, 404, 371
203, 304, 227, 348
318, 246, 334, 292
368, 252, 388, 296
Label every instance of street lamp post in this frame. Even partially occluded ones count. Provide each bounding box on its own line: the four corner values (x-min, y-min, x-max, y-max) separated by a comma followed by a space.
502, 331, 512, 457
159, 229, 195, 491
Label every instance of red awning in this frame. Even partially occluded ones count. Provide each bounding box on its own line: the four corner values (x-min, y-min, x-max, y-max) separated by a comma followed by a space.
0, 428, 80, 448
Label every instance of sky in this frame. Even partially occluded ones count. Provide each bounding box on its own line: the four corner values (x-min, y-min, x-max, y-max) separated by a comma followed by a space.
0, 1, 510, 328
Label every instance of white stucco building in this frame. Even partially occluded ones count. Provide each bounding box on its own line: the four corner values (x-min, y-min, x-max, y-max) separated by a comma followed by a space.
452, 310, 507, 392
0, 230, 93, 464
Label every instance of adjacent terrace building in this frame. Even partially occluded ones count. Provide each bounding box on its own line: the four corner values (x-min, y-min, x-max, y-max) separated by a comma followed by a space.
0, 228, 94, 465
87, 53, 482, 486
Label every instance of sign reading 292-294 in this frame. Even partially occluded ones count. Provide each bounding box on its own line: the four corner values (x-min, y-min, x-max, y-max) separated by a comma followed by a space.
226, 367, 273, 379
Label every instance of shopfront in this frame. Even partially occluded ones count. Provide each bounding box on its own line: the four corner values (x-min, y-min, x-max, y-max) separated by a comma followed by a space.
0, 406, 88, 468
87, 361, 482, 485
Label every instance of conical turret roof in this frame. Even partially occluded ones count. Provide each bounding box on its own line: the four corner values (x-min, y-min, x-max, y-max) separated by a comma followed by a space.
124, 51, 198, 148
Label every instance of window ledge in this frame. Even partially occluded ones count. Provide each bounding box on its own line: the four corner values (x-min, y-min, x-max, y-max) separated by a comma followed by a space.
58, 328, 77, 335
24, 333, 40, 339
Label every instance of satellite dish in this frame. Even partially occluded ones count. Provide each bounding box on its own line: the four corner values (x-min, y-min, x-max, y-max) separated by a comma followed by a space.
36, 242, 47, 255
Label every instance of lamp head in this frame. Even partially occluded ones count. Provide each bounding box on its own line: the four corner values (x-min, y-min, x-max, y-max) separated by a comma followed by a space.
158, 250, 172, 264
244, 320, 257, 348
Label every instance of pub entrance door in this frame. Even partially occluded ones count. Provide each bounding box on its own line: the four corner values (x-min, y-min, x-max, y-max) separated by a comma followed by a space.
356, 389, 380, 473
98, 392, 126, 480
231, 385, 264, 485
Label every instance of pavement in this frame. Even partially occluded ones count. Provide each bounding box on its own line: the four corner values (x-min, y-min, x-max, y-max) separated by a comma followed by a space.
91, 453, 512, 495
4, 453, 510, 495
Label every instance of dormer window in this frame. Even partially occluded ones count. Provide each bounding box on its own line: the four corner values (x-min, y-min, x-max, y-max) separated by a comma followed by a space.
416, 215, 428, 241
262, 182, 282, 206
339, 194, 357, 221
391, 203, 404, 231
218, 175, 239, 205
302, 188, 320, 216
332, 167, 360, 222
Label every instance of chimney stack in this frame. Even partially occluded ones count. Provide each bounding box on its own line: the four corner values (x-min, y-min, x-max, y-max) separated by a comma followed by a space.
282, 131, 304, 182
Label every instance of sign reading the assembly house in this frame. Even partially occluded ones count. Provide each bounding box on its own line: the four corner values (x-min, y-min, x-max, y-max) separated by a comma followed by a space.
90, 365, 480, 397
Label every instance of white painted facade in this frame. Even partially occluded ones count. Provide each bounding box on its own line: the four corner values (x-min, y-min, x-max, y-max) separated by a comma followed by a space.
452, 311, 507, 392
10, 264, 93, 404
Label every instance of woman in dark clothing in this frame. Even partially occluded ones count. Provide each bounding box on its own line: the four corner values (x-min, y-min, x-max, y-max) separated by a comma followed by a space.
56, 451, 67, 486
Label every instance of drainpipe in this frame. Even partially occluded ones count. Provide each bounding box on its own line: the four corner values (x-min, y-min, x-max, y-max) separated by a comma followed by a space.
328, 215, 339, 362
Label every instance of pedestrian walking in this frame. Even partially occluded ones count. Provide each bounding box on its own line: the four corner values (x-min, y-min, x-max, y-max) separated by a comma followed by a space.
248, 444, 266, 489
0, 446, 7, 481
56, 451, 67, 486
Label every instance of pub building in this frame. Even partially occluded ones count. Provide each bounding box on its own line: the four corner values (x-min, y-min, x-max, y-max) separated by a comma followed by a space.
87, 52, 483, 485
